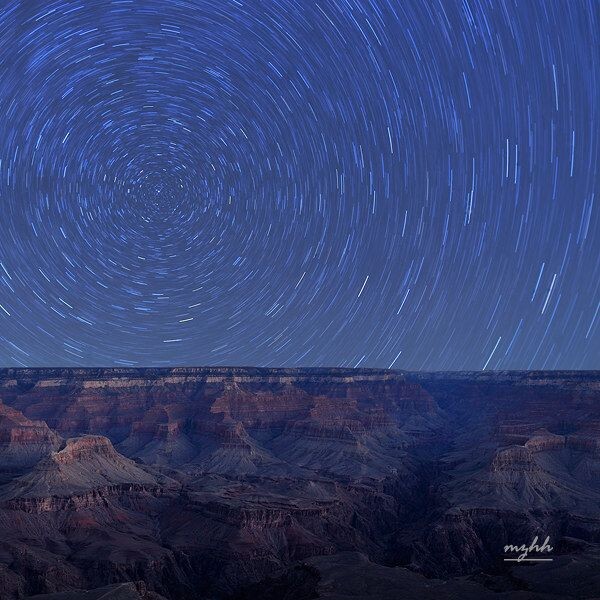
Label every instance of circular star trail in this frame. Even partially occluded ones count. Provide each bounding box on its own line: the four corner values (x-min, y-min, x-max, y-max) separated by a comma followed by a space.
0, 0, 598, 369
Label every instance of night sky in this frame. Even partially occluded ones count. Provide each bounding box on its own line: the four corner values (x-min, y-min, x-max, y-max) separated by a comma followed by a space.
0, 0, 598, 370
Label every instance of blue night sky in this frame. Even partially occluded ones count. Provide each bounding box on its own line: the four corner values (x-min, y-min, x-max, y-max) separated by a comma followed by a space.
0, 0, 598, 369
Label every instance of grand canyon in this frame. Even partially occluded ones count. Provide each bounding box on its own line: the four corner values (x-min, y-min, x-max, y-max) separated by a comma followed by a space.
0, 367, 599, 599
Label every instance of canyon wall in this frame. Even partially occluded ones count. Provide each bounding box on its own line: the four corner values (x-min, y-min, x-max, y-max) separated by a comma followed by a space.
0, 368, 598, 599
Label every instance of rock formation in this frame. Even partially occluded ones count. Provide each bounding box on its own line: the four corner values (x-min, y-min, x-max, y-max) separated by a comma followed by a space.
0, 368, 597, 599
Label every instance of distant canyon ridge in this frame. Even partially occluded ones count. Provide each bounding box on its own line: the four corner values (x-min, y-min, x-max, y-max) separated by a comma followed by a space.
0, 367, 599, 599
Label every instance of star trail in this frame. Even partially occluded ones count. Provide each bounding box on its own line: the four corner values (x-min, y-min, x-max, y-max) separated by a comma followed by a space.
0, 0, 598, 369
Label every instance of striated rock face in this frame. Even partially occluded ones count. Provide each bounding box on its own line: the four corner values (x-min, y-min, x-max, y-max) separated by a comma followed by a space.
0, 367, 598, 599
490, 445, 540, 472
0, 402, 62, 476
52, 435, 116, 463
0, 434, 171, 502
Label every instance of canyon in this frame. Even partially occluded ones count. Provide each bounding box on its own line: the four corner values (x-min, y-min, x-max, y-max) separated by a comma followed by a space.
0, 367, 598, 599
